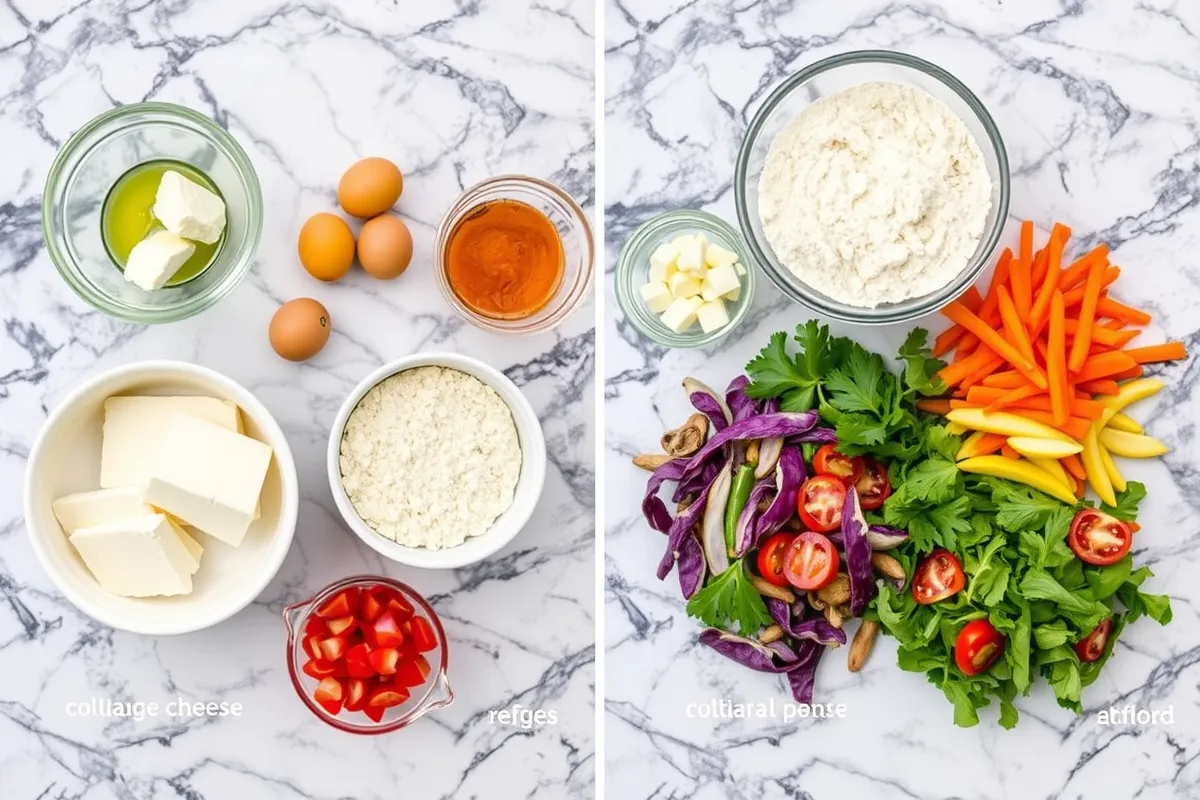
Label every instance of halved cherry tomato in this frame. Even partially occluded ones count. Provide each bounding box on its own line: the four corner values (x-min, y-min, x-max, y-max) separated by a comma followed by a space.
324, 616, 357, 637
1075, 618, 1114, 663
316, 588, 359, 619
797, 475, 847, 532
912, 549, 966, 605
313, 677, 345, 715
782, 531, 840, 591
395, 655, 432, 688
343, 678, 369, 712
1068, 509, 1133, 566
368, 647, 400, 676
954, 619, 1005, 675
301, 658, 339, 679
406, 617, 438, 653
812, 444, 865, 486
854, 459, 891, 511
372, 612, 406, 649
755, 532, 796, 588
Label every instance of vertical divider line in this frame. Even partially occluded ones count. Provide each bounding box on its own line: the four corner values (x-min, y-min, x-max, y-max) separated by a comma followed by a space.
592, 0, 607, 796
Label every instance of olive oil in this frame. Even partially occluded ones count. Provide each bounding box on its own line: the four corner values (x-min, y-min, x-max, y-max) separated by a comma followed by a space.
101, 160, 225, 287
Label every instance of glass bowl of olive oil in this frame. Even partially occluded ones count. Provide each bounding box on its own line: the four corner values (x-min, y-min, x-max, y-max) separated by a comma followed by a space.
43, 102, 262, 323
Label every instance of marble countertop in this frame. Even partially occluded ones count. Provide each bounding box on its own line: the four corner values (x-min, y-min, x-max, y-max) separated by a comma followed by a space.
604, 1, 1200, 798
0, 2, 595, 798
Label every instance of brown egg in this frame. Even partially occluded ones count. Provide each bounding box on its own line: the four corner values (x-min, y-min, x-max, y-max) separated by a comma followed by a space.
298, 213, 355, 282
338, 157, 404, 219
269, 298, 331, 362
357, 215, 414, 280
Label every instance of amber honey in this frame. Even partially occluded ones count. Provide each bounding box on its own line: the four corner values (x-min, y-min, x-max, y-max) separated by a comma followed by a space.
445, 199, 564, 319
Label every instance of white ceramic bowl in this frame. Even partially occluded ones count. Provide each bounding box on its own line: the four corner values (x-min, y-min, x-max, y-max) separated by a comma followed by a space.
328, 353, 547, 569
23, 361, 299, 635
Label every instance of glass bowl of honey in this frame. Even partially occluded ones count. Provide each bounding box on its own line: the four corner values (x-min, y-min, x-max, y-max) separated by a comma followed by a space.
434, 175, 593, 334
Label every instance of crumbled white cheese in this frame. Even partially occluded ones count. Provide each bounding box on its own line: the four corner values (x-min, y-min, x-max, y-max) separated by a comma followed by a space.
339, 366, 522, 550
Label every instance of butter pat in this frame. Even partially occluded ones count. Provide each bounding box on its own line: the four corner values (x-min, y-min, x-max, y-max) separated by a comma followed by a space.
668, 271, 702, 299
704, 242, 739, 268
648, 242, 679, 283
660, 296, 703, 333
101, 396, 242, 489
153, 170, 226, 244
70, 514, 199, 597
639, 281, 673, 313
676, 235, 705, 275
704, 262, 741, 298
697, 298, 730, 333
143, 414, 272, 547
52, 487, 155, 534
124, 230, 195, 291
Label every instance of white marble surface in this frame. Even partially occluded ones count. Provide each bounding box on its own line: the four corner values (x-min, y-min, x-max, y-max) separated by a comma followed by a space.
605, 1, 1200, 798
0, 1, 595, 798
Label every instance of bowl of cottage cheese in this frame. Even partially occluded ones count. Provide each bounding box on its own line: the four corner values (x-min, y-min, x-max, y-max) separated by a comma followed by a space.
328, 353, 546, 569
734, 50, 1010, 324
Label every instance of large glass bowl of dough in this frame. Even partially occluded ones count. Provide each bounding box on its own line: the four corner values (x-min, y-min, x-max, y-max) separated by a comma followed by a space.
734, 50, 1010, 325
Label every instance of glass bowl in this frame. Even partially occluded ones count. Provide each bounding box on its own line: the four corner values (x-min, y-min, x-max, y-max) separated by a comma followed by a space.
613, 209, 756, 348
433, 175, 593, 335
283, 575, 453, 736
42, 102, 263, 323
734, 50, 1010, 325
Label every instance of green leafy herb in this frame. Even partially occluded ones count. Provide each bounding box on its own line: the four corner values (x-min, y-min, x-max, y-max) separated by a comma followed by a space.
686, 560, 771, 634
1101, 482, 1146, 521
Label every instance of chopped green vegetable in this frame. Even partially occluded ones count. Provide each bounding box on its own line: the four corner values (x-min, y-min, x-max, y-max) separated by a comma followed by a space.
686, 560, 771, 635
724, 464, 756, 554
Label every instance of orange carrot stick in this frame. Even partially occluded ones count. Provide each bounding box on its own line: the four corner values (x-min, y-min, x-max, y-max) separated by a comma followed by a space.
1048, 290, 1069, 426
1110, 365, 1144, 381
980, 370, 1028, 389
1062, 453, 1087, 480
1125, 342, 1188, 364
1062, 267, 1120, 306
1068, 257, 1106, 373
1029, 227, 1066, 330
1078, 379, 1120, 395
959, 352, 1007, 390
1020, 221, 1033, 271
984, 383, 1043, 412
1059, 244, 1108, 290
949, 399, 977, 410
942, 302, 1046, 389
933, 326, 967, 357
1011, 248, 1033, 319
997, 286, 1036, 363
1000, 443, 1021, 460
916, 398, 952, 415
1020, 410, 1091, 441
1063, 321, 1139, 349
1074, 351, 1139, 382
1096, 296, 1151, 325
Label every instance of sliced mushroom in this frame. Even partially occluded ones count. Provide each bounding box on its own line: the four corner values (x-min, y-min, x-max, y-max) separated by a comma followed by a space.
847, 620, 879, 672
871, 553, 906, 582
661, 413, 708, 457
749, 574, 796, 604
824, 604, 846, 629
745, 440, 761, 467
807, 592, 827, 613
632, 453, 674, 471
815, 573, 851, 607
758, 624, 784, 645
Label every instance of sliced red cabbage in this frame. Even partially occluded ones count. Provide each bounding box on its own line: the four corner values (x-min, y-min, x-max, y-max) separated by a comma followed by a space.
686, 377, 732, 432
841, 488, 875, 616
699, 629, 803, 673
641, 457, 689, 534
766, 598, 847, 647
681, 412, 819, 484
754, 447, 806, 543
791, 426, 838, 444
676, 534, 706, 599
762, 397, 780, 415
656, 477, 714, 580
785, 640, 825, 704
733, 479, 774, 557
867, 524, 909, 551
673, 457, 722, 503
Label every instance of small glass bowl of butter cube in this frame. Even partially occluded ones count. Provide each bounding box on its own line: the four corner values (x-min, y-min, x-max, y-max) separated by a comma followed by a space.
614, 209, 756, 348
42, 102, 263, 324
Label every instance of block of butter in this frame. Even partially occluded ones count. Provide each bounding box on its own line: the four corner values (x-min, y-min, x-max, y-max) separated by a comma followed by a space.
143, 414, 272, 547
69, 514, 200, 597
100, 396, 241, 489
52, 486, 154, 534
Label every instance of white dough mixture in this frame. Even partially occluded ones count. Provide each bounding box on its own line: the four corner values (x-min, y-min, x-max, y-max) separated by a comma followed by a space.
757, 81, 992, 307
340, 366, 522, 550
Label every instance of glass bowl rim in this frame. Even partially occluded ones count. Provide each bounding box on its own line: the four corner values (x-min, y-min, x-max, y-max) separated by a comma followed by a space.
433, 173, 594, 336
283, 574, 452, 736
613, 208, 757, 349
41, 100, 264, 324
733, 48, 1011, 325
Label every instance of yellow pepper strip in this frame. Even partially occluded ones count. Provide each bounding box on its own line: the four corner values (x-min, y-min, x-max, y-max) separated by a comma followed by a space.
1098, 379, 1164, 428
957, 455, 1077, 504
1098, 428, 1170, 458
1007, 436, 1083, 459
1081, 422, 1117, 506
1028, 456, 1073, 494
946, 408, 1074, 444
1096, 444, 1127, 493
1106, 412, 1143, 434
944, 421, 968, 436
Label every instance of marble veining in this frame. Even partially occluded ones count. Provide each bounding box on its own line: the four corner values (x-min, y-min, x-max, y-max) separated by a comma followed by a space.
0, 1, 594, 798
605, 1, 1200, 798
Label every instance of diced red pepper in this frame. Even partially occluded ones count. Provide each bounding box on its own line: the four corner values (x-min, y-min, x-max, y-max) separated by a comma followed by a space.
372, 612, 406, 649
406, 616, 438, 653
344, 678, 369, 712
358, 590, 386, 623
343, 642, 376, 679
368, 647, 400, 676
366, 684, 410, 709
313, 677, 345, 715
317, 634, 349, 662
324, 616, 357, 637
385, 593, 415, 623
363, 704, 386, 723
394, 654, 431, 688
301, 658, 338, 680
301, 635, 323, 661
316, 588, 360, 619
304, 616, 329, 637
